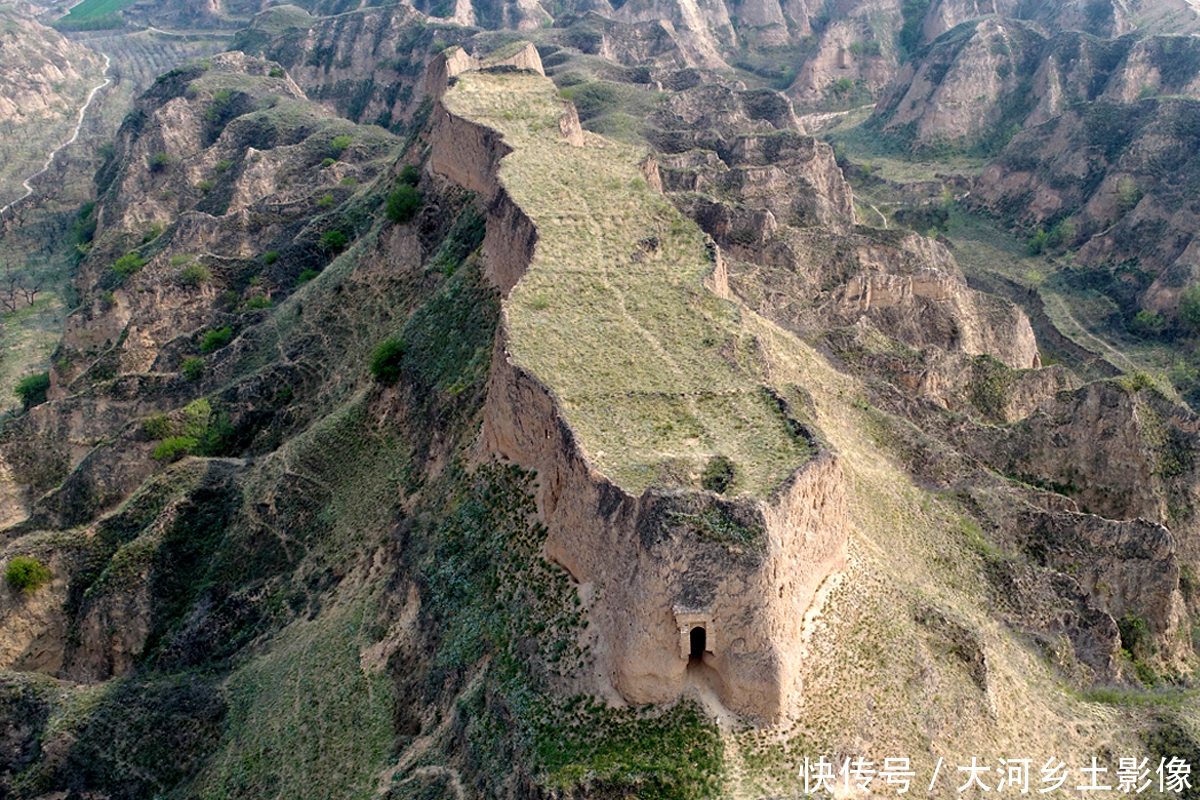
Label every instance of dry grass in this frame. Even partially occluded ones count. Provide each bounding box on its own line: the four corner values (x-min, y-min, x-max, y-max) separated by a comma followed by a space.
444, 72, 811, 498
724, 314, 1161, 797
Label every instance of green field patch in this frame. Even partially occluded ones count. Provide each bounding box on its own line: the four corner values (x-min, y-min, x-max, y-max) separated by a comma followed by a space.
54, 0, 134, 30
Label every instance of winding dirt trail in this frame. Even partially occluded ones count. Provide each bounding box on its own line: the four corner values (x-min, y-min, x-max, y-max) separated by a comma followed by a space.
0, 50, 111, 216
1043, 292, 1137, 374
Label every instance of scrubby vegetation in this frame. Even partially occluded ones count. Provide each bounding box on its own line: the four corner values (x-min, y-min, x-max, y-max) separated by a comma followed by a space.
370, 338, 405, 384
5, 556, 51, 594
181, 357, 205, 382
385, 184, 421, 223
701, 454, 735, 493
199, 326, 233, 354
112, 253, 146, 279
14, 372, 49, 410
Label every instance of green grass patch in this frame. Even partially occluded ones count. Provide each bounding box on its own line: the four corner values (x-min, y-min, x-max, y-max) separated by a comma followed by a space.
192, 600, 396, 800
54, 0, 132, 30
443, 72, 812, 498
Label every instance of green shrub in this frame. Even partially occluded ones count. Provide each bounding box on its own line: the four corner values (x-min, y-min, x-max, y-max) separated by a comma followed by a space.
1129, 309, 1165, 338
399, 164, 421, 186
1180, 284, 1200, 333
269, 67, 286, 78
386, 185, 421, 224
206, 89, 232, 123
329, 134, 353, 156
317, 194, 335, 209
14, 372, 50, 410
296, 268, 320, 285
143, 413, 173, 440
179, 263, 211, 287
181, 357, 205, 382
142, 224, 164, 244
320, 157, 337, 168
1116, 176, 1142, 214
370, 338, 406, 385
196, 179, 214, 194
181, 398, 211, 438
243, 296, 273, 309
6, 556, 51, 595
199, 325, 233, 354
339, 177, 357, 186
149, 152, 173, 172
701, 455, 735, 493
264, 251, 280, 265
321, 230, 349, 252
213, 160, 234, 174
112, 253, 146, 278
153, 436, 198, 461
1027, 228, 1049, 255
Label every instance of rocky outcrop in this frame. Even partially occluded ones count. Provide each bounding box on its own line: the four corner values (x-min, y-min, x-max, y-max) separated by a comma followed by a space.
0, 550, 70, 674
663, 129, 855, 235
787, 14, 897, 106
972, 96, 1200, 317
1020, 510, 1183, 644
481, 341, 847, 721
236, 4, 468, 129
0, 53, 404, 530
433, 72, 849, 721
726, 225, 1040, 369
870, 17, 1048, 152
968, 380, 1200, 568
60, 52, 398, 379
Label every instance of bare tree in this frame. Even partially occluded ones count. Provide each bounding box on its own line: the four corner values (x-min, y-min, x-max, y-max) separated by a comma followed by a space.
21, 277, 43, 307
2, 266, 19, 313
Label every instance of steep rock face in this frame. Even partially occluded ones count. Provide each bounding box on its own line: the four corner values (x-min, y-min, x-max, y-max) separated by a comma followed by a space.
986, 504, 1185, 674
971, 97, 1200, 315
663, 129, 856, 236
1019, 511, 1183, 646
1101, 35, 1200, 103
234, 4, 470, 130
726, 225, 1040, 368
0, 553, 70, 674
971, 380, 1200, 562
867, 19, 1200, 155
824, 325, 1076, 422
481, 344, 846, 721
609, 0, 735, 68
921, 0, 1018, 41
870, 17, 1048, 152
788, 12, 899, 106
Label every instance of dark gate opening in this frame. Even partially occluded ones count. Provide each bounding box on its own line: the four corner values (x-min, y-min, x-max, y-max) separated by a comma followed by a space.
689, 626, 706, 661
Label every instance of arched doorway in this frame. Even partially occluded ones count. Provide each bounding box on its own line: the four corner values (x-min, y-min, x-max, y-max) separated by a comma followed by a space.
689, 626, 707, 662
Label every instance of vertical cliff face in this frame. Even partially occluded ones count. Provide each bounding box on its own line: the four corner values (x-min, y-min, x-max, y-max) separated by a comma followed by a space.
430, 69, 848, 721
480, 336, 848, 721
